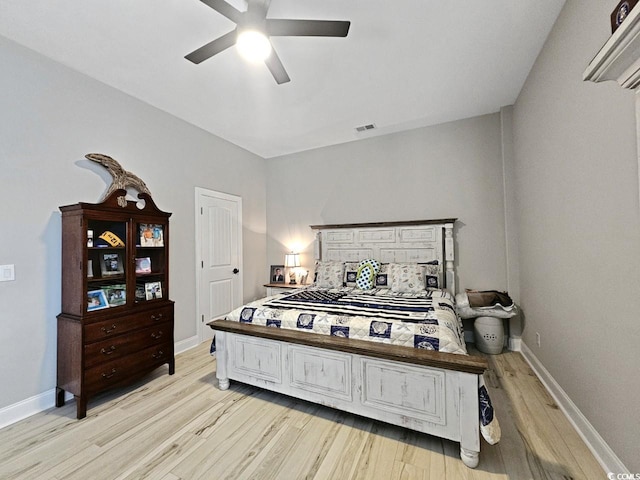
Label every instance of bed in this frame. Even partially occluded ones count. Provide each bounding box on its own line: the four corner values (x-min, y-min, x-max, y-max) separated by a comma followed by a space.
209, 219, 499, 468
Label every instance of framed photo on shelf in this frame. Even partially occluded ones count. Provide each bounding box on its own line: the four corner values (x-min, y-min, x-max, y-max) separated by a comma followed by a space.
103, 284, 126, 307
100, 252, 124, 277
145, 281, 162, 300
135, 284, 146, 302
270, 265, 285, 284
87, 289, 109, 311
135, 257, 152, 274
139, 223, 164, 247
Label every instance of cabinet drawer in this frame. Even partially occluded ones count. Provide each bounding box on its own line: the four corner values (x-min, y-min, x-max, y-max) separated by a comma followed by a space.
84, 306, 172, 342
84, 343, 172, 394
84, 322, 172, 368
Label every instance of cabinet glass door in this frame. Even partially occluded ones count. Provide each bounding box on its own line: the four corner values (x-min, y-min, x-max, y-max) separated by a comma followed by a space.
86, 220, 127, 312
134, 222, 167, 303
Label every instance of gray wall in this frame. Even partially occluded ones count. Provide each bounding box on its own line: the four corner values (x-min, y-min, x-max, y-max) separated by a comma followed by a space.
0, 37, 267, 410
512, 0, 640, 471
266, 113, 509, 296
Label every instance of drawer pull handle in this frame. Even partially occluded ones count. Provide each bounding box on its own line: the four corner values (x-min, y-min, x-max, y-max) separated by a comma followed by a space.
151, 313, 163, 321
101, 324, 117, 334
152, 351, 164, 359
102, 368, 116, 379
151, 331, 163, 339
101, 346, 117, 355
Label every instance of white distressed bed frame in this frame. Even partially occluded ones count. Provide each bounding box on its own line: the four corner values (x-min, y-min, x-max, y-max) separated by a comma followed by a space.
211, 219, 489, 468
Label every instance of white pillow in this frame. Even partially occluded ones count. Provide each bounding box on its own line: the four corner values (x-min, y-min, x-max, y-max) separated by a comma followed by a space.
314, 261, 345, 288
389, 263, 426, 293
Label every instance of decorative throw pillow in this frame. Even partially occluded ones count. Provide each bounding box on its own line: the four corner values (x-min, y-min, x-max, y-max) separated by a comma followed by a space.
343, 262, 360, 287
375, 264, 390, 288
422, 263, 440, 289
389, 263, 426, 293
356, 259, 380, 290
314, 261, 345, 288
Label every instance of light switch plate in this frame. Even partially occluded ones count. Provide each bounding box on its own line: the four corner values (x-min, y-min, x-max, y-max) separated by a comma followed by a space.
0, 264, 15, 281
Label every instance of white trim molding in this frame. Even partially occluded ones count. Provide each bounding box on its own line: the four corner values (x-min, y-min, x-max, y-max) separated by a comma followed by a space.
0, 389, 73, 430
520, 342, 629, 475
175, 335, 200, 355
508, 336, 522, 352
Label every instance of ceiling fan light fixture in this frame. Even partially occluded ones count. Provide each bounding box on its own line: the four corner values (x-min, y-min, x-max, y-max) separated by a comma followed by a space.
236, 29, 272, 63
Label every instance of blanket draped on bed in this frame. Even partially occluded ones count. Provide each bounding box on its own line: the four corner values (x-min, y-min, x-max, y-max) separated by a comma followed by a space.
212, 286, 501, 445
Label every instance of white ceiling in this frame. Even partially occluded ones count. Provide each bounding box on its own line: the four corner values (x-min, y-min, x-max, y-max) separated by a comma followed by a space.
0, 0, 565, 158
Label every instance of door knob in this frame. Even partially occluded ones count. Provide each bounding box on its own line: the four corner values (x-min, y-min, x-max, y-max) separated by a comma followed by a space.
233, 268, 240, 274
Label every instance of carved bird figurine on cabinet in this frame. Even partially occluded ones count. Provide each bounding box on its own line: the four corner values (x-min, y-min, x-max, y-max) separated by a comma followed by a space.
85, 153, 152, 207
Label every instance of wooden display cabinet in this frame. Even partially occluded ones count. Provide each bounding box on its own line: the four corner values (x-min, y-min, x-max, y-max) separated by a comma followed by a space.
56, 190, 175, 419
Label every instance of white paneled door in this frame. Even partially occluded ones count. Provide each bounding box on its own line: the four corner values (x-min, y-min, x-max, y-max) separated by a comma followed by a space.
196, 188, 243, 342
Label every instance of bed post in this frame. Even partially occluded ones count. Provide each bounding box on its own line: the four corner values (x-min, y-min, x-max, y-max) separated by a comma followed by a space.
444, 222, 455, 295
314, 231, 322, 261
215, 331, 230, 390
459, 372, 480, 468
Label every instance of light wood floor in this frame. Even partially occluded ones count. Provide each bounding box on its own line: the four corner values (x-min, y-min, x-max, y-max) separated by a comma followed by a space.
0, 341, 604, 480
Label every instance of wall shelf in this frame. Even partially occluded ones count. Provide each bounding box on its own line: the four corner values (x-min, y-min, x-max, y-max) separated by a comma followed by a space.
584, 6, 640, 89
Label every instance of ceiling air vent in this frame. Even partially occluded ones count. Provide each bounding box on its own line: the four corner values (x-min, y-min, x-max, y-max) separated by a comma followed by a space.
355, 123, 376, 133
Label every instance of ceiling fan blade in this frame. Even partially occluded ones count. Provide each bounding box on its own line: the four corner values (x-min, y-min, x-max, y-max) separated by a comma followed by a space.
185, 30, 237, 64
266, 19, 350, 37
200, 0, 243, 23
246, 0, 271, 19
264, 48, 290, 84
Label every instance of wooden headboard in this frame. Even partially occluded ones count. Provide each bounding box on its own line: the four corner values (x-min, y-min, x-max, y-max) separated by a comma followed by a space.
310, 219, 457, 295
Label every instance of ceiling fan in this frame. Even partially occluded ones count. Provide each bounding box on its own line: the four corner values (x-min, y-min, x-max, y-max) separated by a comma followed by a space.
185, 0, 351, 84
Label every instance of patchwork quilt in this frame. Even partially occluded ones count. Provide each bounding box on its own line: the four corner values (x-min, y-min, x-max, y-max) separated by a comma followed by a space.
216, 286, 500, 445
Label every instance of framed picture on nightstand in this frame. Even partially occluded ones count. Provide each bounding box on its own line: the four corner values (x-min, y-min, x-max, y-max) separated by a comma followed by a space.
270, 264, 285, 284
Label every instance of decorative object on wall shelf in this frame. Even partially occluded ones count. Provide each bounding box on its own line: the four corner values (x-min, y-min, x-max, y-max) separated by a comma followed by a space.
270, 264, 285, 284
85, 153, 152, 207
611, 0, 638, 32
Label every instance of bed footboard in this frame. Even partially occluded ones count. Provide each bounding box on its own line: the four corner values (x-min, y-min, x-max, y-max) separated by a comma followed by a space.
210, 320, 486, 468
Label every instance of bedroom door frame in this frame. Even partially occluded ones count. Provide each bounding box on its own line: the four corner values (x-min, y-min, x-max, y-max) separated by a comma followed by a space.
195, 187, 243, 344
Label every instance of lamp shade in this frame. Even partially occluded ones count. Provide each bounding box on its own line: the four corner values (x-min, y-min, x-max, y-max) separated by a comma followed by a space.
284, 253, 300, 268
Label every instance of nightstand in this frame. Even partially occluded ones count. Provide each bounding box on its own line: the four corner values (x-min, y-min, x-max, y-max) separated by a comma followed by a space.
264, 283, 302, 296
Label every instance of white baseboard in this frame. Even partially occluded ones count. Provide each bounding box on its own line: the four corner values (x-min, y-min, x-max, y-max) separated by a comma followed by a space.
0, 338, 201, 430
520, 341, 629, 474
508, 336, 522, 351
175, 335, 200, 355
0, 389, 73, 430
